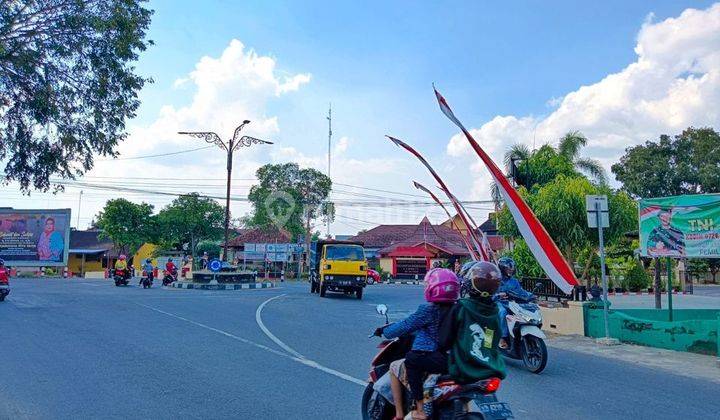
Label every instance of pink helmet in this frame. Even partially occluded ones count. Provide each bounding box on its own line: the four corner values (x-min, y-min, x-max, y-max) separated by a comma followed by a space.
424, 268, 460, 303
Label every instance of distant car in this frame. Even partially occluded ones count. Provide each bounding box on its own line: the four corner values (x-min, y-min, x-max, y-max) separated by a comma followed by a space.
366, 269, 381, 284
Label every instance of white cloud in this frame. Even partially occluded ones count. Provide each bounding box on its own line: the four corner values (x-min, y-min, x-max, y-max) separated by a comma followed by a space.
448, 3, 720, 186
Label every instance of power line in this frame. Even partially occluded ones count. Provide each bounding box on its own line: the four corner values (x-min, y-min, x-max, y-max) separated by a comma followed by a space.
96, 145, 215, 161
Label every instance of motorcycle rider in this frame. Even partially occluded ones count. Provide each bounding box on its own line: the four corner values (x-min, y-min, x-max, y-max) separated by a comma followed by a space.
114, 255, 130, 280
165, 257, 177, 278
374, 268, 460, 420
141, 258, 154, 285
495, 257, 534, 349
0, 258, 10, 284
440, 261, 506, 383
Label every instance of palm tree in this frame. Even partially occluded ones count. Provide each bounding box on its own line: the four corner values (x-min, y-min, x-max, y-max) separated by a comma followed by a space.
491, 144, 531, 209
558, 131, 607, 184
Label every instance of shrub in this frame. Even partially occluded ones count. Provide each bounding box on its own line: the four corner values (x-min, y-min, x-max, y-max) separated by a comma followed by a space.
626, 260, 650, 292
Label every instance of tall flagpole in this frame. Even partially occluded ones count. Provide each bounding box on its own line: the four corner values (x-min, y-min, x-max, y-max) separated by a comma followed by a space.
326, 103, 332, 238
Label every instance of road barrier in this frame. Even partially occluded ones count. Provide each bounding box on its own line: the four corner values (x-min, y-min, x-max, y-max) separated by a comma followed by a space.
583, 306, 720, 356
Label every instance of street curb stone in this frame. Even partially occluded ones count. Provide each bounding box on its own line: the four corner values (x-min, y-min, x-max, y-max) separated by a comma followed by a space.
169, 282, 274, 290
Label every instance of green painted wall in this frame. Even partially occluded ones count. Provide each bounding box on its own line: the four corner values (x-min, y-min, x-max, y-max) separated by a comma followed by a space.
583, 306, 720, 356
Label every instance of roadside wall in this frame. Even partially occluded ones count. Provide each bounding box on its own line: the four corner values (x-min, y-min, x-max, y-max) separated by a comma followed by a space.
584, 307, 720, 356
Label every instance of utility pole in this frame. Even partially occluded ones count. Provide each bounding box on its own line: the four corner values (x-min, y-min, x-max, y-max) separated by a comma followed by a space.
326, 103, 332, 238
77, 190, 83, 229
179, 122, 272, 261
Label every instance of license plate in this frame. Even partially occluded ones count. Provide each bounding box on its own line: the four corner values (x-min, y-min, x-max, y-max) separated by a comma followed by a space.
340, 281, 350, 286
469, 401, 513, 419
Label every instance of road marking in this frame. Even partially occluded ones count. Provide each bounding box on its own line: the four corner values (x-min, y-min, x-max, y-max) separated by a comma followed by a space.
255, 294, 304, 359
137, 302, 366, 387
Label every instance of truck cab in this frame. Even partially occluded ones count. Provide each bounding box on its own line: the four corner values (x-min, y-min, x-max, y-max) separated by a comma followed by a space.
309, 240, 367, 299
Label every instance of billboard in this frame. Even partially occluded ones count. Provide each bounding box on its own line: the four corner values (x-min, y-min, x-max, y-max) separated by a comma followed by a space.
0, 209, 71, 266
639, 194, 720, 258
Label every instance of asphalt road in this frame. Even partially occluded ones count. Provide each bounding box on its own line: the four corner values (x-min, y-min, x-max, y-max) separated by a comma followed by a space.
2, 279, 719, 419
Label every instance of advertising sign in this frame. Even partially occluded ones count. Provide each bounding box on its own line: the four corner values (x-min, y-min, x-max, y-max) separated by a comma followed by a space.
639, 194, 720, 258
0, 209, 71, 266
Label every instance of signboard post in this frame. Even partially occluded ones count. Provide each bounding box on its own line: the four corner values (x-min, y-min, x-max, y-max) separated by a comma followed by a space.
586, 195, 617, 345
0, 209, 71, 267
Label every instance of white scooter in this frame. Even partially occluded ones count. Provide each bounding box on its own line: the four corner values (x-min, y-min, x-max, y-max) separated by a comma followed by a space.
498, 289, 548, 374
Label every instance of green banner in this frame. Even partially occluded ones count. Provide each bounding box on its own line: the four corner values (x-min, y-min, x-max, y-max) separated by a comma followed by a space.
639, 194, 720, 258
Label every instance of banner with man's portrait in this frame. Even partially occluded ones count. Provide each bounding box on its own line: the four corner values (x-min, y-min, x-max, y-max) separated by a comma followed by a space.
0, 209, 71, 266
639, 194, 720, 258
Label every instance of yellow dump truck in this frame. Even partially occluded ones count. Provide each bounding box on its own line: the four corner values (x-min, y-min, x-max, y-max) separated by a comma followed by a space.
309, 240, 367, 299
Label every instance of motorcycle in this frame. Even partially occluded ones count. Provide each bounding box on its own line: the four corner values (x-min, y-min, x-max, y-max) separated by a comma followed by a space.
362, 304, 513, 420
113, 268, 130, 287
140, 271, 153, 289
0, 278, 9, 302
162, 269, 177, 286
497, 286, 548, 374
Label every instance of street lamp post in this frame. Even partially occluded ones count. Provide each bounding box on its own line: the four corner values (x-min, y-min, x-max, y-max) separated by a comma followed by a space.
179, 121, 272, 262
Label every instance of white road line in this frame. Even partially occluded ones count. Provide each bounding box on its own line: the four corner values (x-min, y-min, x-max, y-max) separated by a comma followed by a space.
255, 294, 305, 359
136, 302, 366, 387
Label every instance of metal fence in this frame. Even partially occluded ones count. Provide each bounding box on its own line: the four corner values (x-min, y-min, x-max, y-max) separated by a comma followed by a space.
520, 277, 577, 302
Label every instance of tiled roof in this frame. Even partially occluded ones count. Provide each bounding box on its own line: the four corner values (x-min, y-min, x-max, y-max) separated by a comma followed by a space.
225, 227, 292, 247
351, 217, 470, 256
69, 230, 113, 250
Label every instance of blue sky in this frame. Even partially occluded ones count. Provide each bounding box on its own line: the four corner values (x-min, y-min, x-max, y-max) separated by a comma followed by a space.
5, 1, 720, 235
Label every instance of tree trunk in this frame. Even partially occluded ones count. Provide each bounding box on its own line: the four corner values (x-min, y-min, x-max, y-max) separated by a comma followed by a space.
654, 257, 662, 309
580, 247, 596, 287
563, 244, 575, 280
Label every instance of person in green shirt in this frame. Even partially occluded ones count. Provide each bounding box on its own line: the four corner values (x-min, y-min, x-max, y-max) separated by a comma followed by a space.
439, 261, 507, 383
647, 209, 685, 257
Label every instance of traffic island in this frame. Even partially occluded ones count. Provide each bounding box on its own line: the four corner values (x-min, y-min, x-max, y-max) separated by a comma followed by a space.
169, 281, 274, 290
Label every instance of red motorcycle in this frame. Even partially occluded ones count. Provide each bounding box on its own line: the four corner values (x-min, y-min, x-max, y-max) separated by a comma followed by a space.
0, 266, 10, 301
361, 304, 513, 420
162, 268, 177, 286
113, 268, 130, 287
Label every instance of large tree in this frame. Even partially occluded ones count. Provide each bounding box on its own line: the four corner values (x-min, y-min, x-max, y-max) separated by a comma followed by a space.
247, 163, 333, 272
0, 0, 153, 191
95, 198, 154, 254
612, 127, 720, 198
155, 193, 225, 255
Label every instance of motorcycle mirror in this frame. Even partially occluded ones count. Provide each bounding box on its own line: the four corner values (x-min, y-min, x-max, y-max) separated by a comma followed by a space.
376, 304, 388, 316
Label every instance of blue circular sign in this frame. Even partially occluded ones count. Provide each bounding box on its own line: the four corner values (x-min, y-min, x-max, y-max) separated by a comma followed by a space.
209, 259, 222, 272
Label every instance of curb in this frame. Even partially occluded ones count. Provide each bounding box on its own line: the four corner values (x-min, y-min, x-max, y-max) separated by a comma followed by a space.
608, 291, 688, 296
169, 282, 275, 290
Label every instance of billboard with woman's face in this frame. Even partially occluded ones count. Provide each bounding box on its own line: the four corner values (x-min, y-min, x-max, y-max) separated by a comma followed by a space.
0, 209, 71, 266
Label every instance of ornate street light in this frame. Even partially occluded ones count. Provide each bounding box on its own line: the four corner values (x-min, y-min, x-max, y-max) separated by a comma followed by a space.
179, 120, 272, 262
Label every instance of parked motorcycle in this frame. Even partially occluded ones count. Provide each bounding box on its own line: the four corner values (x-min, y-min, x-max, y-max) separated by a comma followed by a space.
362, 304, 514, 420
113, 268, 130, 287
498, 288, 548, 374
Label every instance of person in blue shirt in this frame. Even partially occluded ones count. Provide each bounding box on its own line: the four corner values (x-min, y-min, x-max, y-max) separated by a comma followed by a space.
494, 256, 533, 349
141, 258, 155, 285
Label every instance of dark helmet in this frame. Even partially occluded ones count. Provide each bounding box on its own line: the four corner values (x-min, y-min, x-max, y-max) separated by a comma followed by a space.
458, 260, 477, 280
146, 258, 152, 263
0, 258, 4, 266
497, 256, 516, 278
467, 261, 502, 298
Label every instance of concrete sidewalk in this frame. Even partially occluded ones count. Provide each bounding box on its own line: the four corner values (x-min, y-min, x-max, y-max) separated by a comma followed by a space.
548, 334, 719, 384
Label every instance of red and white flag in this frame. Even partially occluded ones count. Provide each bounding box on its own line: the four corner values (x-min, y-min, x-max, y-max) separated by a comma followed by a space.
387, 135, 489, 261
434, 87, 578, 294
413, 181, 480, 260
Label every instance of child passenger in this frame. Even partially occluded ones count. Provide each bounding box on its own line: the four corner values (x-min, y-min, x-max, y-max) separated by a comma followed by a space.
375, 268, 460, 420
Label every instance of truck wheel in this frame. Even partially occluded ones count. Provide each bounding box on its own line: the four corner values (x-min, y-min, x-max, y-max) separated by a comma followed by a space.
319, 283, 327, 297
356, 288, 363, 300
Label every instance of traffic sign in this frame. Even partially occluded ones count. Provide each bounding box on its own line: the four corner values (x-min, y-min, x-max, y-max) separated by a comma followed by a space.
209, 259, 222, 272
586, 195, 609, 228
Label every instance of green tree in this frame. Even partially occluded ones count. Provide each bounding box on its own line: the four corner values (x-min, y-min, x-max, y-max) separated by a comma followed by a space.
497, 175, 637, 283
248, 163, 333, 271
0, 0, 153, 191
156, 193, 225, 255
557, 131, 607, 184
612, 127, 720, 198
95, 198, 154, 254
196, 241, 221, 260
